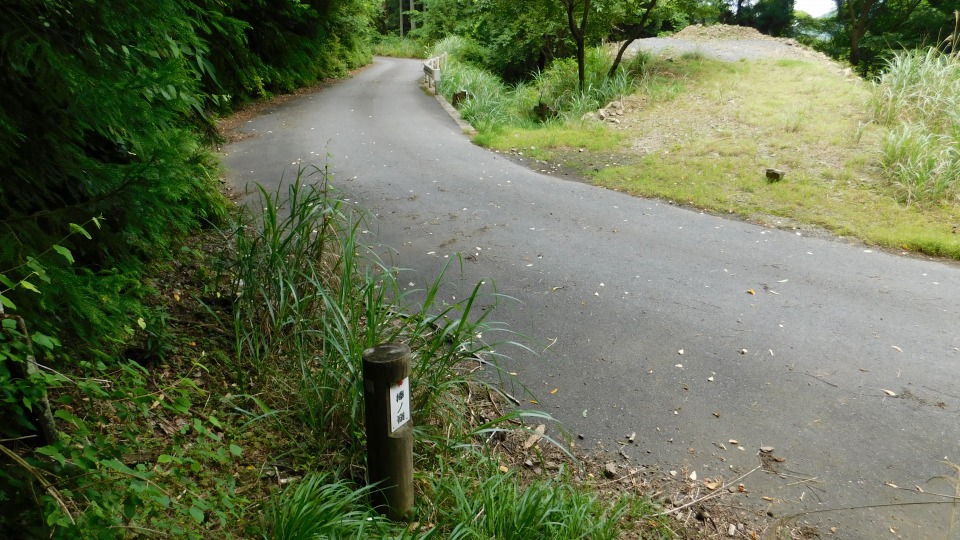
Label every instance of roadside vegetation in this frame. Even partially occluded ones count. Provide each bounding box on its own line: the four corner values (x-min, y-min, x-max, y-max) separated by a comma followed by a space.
372, 36, 428, 58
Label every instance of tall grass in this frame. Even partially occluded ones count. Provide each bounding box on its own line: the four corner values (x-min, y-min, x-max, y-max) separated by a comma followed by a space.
228, 167, 524, 465
429, 38, 640, 128
263, 474, 391, 540
422, 458, 629, 540
873, 47, 960, 204
373, 36, 427, 58
532, 48, 636, 119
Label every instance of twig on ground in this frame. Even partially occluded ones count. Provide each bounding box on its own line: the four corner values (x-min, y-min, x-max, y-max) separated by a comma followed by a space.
643, 466, 762, 518
804, 372, 838, 388
597, 467, 646, 487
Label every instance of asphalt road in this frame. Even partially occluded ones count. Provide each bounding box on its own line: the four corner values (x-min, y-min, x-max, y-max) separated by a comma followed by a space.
224, 57, 960, 539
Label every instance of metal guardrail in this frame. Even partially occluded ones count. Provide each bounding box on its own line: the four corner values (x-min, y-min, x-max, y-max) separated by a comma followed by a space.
422, 53, 446, 93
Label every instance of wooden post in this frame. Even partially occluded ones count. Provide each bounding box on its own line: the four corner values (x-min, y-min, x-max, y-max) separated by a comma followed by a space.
362, 343, 413, 520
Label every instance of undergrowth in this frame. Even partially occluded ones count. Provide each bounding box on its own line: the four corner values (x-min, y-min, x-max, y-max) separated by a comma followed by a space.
429, 36, 648, 129
372, 36, 427, 58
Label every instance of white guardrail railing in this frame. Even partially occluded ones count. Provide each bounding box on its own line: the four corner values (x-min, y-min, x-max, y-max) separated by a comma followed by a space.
423, 53, 447, 94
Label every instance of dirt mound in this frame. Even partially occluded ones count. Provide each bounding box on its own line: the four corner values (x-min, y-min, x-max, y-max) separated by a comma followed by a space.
674, 23, 765, 40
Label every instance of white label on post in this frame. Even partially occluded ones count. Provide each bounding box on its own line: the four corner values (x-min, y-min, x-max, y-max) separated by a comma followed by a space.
389, 377, 410, 433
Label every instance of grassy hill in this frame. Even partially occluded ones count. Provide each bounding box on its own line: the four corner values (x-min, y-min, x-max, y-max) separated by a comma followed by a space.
448, 37, 960, 259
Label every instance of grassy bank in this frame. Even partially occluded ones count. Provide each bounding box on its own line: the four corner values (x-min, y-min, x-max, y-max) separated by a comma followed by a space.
439, 43, 960, 258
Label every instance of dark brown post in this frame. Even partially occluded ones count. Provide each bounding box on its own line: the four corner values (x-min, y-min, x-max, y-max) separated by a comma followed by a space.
362, 343, 413, 520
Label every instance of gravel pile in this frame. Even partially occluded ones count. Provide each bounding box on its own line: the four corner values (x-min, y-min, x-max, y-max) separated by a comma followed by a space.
626, 24, 845, 66
674, 23, 765, 40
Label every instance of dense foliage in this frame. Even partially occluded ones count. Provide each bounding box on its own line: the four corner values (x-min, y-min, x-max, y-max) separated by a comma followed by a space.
1, 0, 379, 535
0, 0, 378, 343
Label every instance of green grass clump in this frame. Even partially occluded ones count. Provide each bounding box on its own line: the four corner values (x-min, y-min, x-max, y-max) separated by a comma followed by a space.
373, 36, 428, 58
423, 459, 627, 540
263, 473, 392, 540
873, 47, 960, 204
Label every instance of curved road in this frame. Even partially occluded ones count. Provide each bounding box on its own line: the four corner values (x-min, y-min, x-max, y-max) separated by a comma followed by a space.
224, 57, 960, 538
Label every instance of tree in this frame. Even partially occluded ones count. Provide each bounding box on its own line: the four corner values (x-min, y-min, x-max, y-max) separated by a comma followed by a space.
744, 0, 796, 35
832, 0, 956, 69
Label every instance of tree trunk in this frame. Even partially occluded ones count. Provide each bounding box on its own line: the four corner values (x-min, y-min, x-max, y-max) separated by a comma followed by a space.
399, 0, 404, 37
563, 0, 591, 93
409, 0, 416, 31
845, 0, 875, 66
608, 0, 659, 77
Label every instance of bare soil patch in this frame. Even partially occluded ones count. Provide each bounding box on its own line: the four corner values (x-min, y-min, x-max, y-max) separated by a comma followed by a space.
629, 24, 847, 69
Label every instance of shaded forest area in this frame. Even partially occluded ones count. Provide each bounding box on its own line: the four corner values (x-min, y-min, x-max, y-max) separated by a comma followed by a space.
1, 0, 378, 346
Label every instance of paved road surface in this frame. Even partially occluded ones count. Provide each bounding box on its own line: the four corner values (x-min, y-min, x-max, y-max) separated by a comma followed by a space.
224, 57, 960, 538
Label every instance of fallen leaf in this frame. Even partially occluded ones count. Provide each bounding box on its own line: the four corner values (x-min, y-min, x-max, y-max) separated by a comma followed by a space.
713, 412, 721, 418
891, 345, 902, 352
882, 389, 898, 397
550, 388, 558, 394
729, 439, 739, 445
498, 465, 509, 473
529, 400, 539, 404
884, 481, 898, 489
746, 289, 755, 295
689, 471, 697, 481
704, 480, 722, 490
760, 446, 774, 453
523, 424, 546, 449
737, 483, 748, 493
774, 457, 786, 462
